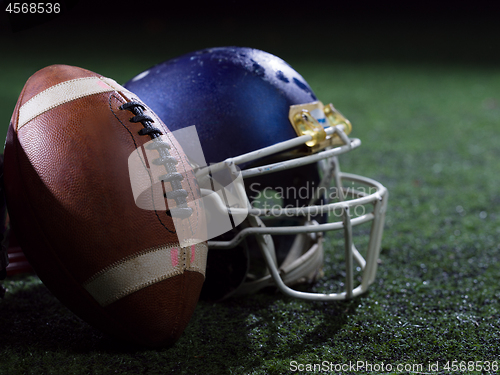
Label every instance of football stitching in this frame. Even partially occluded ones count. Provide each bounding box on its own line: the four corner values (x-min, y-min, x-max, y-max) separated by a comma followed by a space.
108, 94, 177, 234
119, 100, 193, 220
154, 116, 201, 240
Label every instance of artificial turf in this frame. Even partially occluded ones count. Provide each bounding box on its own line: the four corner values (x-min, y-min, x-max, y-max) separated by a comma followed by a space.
0, 10, 499, 375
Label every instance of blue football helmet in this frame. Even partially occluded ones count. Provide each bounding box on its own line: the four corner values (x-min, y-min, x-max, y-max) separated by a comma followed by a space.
124, 47, 388, 301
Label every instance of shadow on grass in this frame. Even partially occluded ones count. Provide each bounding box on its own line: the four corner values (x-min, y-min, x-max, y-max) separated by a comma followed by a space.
0, 274, 361, 373
0, 275, 117, 352
170, 289, 362, 374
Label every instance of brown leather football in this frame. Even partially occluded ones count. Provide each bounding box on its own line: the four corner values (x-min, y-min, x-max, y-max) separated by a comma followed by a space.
3, 65, 208, 347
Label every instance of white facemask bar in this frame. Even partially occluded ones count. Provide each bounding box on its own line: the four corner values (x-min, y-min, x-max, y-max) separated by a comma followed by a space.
201, 124, 354, 179
203, 124, 388, 301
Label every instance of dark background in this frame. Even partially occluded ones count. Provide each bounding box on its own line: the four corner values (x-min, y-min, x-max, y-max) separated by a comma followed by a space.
1, 0, 500, 65
2, 0, 500, 27
0, 1, 499, 372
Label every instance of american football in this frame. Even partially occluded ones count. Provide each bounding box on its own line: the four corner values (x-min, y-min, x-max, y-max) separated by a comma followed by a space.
1, 1, 499, 371
3, 65, 208, 347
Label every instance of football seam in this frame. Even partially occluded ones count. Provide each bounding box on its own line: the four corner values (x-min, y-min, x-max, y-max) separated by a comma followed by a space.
147, 107, 202, 239
108, 93, 177, 235
163, 131, 201, 239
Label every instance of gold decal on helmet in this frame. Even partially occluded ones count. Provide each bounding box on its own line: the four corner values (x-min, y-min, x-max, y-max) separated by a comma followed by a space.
324, 103, 352, 136
292, 110, 327, 147
289, 101, 353, 152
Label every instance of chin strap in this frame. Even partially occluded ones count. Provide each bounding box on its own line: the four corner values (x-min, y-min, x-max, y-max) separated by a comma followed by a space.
233, 219, 324, 296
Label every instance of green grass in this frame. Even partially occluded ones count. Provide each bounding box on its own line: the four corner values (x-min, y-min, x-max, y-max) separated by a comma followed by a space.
1, 17, 500, 375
